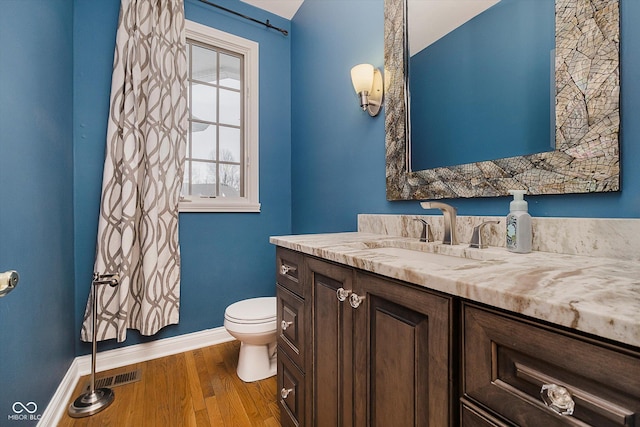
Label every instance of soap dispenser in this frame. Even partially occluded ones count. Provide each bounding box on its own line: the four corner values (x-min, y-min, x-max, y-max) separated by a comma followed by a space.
506, 190, 532, 253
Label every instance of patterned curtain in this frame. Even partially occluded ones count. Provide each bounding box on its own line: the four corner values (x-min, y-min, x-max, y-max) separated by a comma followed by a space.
81, 0, 188, 342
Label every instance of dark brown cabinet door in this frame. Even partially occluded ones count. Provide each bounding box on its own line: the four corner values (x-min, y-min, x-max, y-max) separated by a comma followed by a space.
307, 257, 356, 427
353, 272, 453, 427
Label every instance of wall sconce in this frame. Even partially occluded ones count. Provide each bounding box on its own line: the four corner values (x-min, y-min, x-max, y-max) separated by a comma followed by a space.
350, 63, 383, 117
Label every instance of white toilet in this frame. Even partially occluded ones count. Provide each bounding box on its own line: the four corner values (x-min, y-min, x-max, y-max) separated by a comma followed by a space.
224, 296, 277, 382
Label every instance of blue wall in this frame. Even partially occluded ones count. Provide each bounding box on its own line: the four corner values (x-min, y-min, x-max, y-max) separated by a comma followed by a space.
73, 0, 291, 354
0, 0, 75, 423
411, 0, 555, 170
0, 0, 637, 419
291, 0, 640, 235
291, 0, 386, 233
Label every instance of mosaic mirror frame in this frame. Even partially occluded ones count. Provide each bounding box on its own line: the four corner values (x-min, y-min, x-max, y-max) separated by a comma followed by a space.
384, 0, 620, 200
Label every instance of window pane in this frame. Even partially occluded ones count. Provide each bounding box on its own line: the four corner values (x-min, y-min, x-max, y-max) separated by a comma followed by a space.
191, 123, 217, 160
191, 161, 217, 196
219, 126, 240, 163
182, 166, 190, 195
192, 45, 217, 83
219, 164, 240, 197
219, 89, 240, 126
192, 83, 216, 122
219, 53, 240, 89
186, 82, 190, 116
185, 131, 191, 160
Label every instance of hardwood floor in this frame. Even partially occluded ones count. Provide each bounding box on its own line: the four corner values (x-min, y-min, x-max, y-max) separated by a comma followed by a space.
58, 340, 280, 427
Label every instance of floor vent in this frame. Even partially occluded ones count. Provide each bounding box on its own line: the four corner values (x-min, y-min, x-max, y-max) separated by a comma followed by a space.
83, 369, 141, 392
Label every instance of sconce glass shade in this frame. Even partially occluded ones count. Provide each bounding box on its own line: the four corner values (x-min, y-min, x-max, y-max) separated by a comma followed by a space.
351, 63, 375, 94
350, 63, 383, 117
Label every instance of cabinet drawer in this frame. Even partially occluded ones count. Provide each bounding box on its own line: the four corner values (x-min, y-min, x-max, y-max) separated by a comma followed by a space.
463, 304, 640, 427
277, 284, 306, 368
276, 247, 305, 298
278, 350, 305, 427
461, 402, 510, 427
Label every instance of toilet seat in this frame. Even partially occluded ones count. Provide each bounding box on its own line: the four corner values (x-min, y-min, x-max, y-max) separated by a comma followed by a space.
224, 297, 276, 325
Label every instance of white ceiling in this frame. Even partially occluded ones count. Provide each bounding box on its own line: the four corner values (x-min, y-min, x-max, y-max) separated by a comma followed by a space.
408, 0, 500, 55
240, 0, 304, 20
239, 0, 500, 54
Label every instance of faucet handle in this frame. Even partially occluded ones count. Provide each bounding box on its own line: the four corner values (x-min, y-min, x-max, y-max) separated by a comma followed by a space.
469, 220, 500, 249
414, 219, 434, 243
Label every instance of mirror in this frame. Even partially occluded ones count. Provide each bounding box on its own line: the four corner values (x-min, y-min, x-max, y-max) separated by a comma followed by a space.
409, 0, 555, 171
384, 0, 620, 200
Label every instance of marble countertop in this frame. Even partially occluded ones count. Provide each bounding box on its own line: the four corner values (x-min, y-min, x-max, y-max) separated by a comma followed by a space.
270, 232, 640, 348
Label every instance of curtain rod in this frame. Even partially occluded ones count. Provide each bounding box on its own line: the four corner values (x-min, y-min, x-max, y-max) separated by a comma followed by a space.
197, 0, 289, 36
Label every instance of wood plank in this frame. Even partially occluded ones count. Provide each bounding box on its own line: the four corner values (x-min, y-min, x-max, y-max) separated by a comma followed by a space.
215, 343, 270, 424
204, 395, 225, 426
121, 363, 147, 427
207, 345, 253, 426
194, 408, 213, 427
185, 350, 207, 412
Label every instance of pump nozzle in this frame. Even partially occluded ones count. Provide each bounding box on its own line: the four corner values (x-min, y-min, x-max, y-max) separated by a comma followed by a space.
508, 189, 528, 211
508, 189, 526, 199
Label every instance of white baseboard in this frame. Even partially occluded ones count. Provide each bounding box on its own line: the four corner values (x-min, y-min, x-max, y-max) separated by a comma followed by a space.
38, 327, 234, 426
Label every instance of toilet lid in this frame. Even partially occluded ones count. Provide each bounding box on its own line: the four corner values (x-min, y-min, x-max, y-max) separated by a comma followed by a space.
225, 297, 276, 324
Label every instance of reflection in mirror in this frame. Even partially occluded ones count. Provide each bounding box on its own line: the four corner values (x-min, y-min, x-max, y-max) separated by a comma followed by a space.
384, 0, 621, 200
409, 0, 555, 170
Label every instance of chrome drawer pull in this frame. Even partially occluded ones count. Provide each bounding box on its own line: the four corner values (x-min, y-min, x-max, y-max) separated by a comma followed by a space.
336, 287, 352, 302
541, 384, 575, 415
349, 293, 365, 309
280, 264, 297, 275
281, 388, 293, 399
281, 320, 293, 331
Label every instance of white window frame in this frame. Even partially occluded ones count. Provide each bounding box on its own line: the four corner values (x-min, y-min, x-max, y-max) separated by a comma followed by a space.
180, 20, 260, 213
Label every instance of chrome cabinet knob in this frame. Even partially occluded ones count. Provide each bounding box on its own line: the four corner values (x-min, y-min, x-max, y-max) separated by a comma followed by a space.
280, 264, 296, 275
281, 320, 293, 331
0, 270, 19, 298
349, 293, 365, 309
281, 388, 293, 399
336, 287, 352, 302
541, 384, 575, 415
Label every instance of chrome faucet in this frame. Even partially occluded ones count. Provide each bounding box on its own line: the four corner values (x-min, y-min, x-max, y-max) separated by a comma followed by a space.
420, 201, 458, 245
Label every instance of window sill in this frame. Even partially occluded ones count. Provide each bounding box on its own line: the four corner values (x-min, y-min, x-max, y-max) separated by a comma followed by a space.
178, 198, 261, 213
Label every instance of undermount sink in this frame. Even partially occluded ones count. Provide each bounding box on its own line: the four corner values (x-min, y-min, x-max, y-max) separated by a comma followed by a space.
365, 246, 479, 267
360, 239, 505, 263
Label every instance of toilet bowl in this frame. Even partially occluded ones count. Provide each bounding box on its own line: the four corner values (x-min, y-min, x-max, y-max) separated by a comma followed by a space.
224, 297, 277, 382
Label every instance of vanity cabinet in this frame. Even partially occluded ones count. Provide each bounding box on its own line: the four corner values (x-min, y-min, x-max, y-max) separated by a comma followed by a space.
276, 248, 454, 426
462, 303, 640, 427
275, 246, 640, 427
